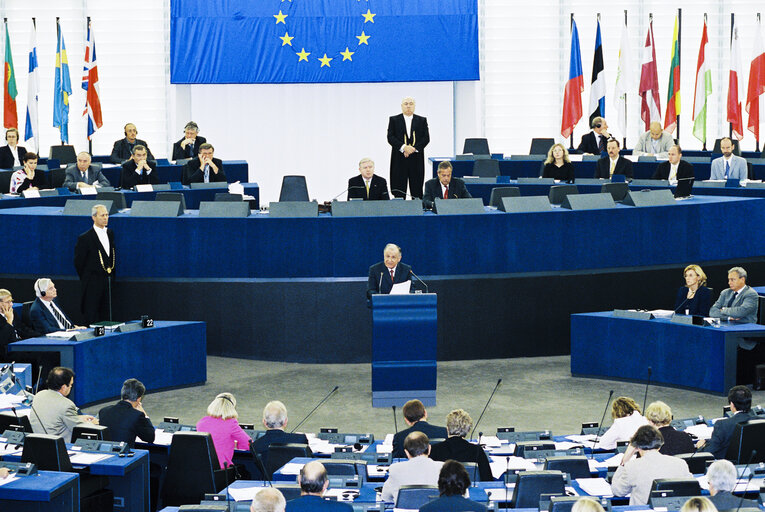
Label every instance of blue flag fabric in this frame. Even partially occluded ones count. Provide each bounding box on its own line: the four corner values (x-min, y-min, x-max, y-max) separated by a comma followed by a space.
170, 0, 479, 84
53, 22, 72, 143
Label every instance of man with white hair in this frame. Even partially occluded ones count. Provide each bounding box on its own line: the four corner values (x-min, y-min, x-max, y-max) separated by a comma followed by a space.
706, 460, 758, 509
387, 97, 430, 199
252, 487, 286, 512
633, 121, 674, 157
74, 204, 116, 324
366, 243, 413, 299
253, 401, 309, 473
62, 152, 110, 191
347, 158, 390, 200
29, 278, 83, 334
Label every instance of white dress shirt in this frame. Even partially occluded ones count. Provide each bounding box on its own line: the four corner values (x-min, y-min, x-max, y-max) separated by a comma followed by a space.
94, 224, 110, 254
668, 163, 678, 181
42, 300, 69, 330
400, 114, 414, 152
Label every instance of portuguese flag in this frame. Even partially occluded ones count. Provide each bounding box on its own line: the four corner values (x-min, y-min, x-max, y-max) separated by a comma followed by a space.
3, 23, 17, 129
664, 15, 681, 134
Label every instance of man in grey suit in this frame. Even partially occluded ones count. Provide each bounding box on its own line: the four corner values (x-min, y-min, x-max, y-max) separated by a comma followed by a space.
381, 432, 443, 502
62, 152, 111, 191
710, 138, 747, 180
29, 367, 98, 442
706, 460, 759, 509
709, 267, 758, 323
633, 122, 674, 157
611, 425, 692, 505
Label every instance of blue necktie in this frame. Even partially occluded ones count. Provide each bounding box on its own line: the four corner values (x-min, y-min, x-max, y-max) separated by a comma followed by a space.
725, 161, 730, 179
204, 165, 210, 183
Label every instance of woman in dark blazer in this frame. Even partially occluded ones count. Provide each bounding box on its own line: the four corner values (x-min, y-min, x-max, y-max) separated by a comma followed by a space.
542, 143, 575, 183
674, 264, 712, 316
0, 128, 27, 169
645, 401, 694, 456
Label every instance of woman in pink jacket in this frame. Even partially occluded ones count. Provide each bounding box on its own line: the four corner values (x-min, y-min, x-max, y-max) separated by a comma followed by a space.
196, 392, 252, 469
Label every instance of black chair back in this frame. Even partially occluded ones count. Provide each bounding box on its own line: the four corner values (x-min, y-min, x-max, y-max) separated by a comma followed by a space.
21, 433, 73, 472
758, 296, 765, 325
473, 159, 500, 178
161, 431, 228, 506
543, 456, 591, 479
601, 182, 630, 201
155, 191, 187, 211
50, 168, 66, 189
0, 412, 33, 432
265, 443, 312, 478
96, 191, 127, 211
548, 185, 578, 205
650, 478, 701, 497
49, 145, 77, 165
463, 138, 490, 155
674, 452, 714, 474
489, 187, 521, 208
279, 176, 310, 201
724, 419, 765, 464
72, 424, 111, 442
512, 470, 565, 508
529, 138, 556, 155
395, 485, 439, 509
0, 171, 11, 193
712, 138, 741, 156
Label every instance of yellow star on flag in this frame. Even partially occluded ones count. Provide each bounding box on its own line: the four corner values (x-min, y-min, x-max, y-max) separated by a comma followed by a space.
340, 47, 355, 61
356, 31, 370, 45
318, 53, 333, 67
362, 9, 376, 23
274, 10, 288, 24
296, 48, 310, 62
280, 31, 294, 46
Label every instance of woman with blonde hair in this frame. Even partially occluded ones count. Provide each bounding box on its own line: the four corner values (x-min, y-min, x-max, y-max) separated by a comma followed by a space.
644, 401, 694, 455
571, 497, 605, 512
542, 143, 575, 183
196, 392, 252, 469
679, 497, 718, 512
592, 396, 648, 450
674, 264, 712, 316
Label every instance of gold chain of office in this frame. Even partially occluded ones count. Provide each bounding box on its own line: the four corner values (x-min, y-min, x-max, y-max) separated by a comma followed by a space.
99, 249, 116, 275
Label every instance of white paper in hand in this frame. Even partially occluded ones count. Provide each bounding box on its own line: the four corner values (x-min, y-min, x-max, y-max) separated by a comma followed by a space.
390, 281, 412, 295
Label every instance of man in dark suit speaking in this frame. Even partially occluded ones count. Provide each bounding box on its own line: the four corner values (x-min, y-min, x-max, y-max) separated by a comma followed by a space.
367, 243, 412, 299
387, 97, 430, 199
74, 204, 116, 324
423, 161, 472, 210
347, 158, 390, 200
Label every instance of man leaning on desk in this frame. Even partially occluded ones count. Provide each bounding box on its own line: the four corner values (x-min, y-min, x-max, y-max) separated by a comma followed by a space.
30, 366, 98, 442
709, 267, 758, 323
62, 152, 111, 191
98, 378, 155, 448
367, 243, 413, 299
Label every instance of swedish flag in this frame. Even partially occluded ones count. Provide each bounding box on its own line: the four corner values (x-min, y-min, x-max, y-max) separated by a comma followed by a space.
53, 20, 72, 143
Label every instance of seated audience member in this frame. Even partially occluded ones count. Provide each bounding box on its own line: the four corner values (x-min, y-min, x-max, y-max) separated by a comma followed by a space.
382, 432, 443, 502
644, 401, 694, 455
110, 123, 155, 164
595, 139, 633, 179
697, 385, 755, 458
391, 399, 447, 459
120, 145, 159, 189
0, 467, 8, 479
29, 366, 98, 441
709, 267, 758, 323
0, 289, 19, 360
419, 460, 487, 512
196, 392, 252, 469
652, 145, 694, 181
591, 396, 648, 450
710, 137, 747, 180
706, 460, 759, 509
542, 143, 575, 183
184, 143, 226, 184
0, 127, 27, 169
252, 487, 286, 512
253, 400, 309, 466
29, 278, 83, 334
429, 409, 492, 481
62, 152, 110, 191
10, 152, 45, 194
367, 243, 414, 300
570, 497, 605, 512
577, 117, 610, 155
674, 264, 712, 317
172, 121, 207, 161
633, 122, 674, 157
98, 378, 155, 447
286, 461, 353, 511
680, 498, 718, 512
611, 425, 692, 505
347, 157, 390, 200
422, 161, 471, 210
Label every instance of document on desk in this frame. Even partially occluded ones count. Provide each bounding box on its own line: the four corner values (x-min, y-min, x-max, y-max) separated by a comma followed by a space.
649, 309, 675, 319
153, 429, 174, 446
555, 441, 584, 450
481, 435, 503, 448
683, 424, 713, 440
0, 474, 20, 486
390, 281, 412, 295
279, 462, 304, 475
592, 452, 623, 468
67, 451, 113, 464
0, 443, 22, 456
0, 393, 26, 409
228, 485, 266, 502
566, 434, 598, 443
489, 456, 538, 478
324, 488, 359, 501
46, 330, 76, 338
486, 487, 513, 501
576, 477, 613, 497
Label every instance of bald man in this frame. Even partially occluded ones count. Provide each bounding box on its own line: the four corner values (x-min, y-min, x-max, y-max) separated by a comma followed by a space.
286, 461, 353, 511
110, 123, 155, 164
633, 122, 674, 158
388, 97, 430, 199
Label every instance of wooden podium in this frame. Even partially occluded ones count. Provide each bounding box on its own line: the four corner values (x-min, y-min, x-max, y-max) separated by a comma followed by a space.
371, 293, 437, 407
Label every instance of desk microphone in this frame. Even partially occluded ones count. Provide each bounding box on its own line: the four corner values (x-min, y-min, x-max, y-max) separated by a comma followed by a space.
29, 403, 48, 435
379, 272, 384, 293
33, 365, 43, 394
470, 378, 502, 440
734, 449, 757, 512
590, 390, 614, 459
641, 366, 652, 414
329, 186, 366, 202
472, 432, 483, 487
392, 406, 398, 433
408, 270, 428, 293
290, 386, 339, 433
674, 295, 692, 314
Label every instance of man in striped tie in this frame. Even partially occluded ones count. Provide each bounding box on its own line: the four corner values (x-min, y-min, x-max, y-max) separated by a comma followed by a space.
29, 278, 84, 334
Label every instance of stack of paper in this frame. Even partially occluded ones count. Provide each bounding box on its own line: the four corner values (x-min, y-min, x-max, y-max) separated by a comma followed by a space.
576, 477, 613, 497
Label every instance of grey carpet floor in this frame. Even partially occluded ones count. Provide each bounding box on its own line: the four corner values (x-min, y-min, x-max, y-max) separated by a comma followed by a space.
83, 356, 765, 438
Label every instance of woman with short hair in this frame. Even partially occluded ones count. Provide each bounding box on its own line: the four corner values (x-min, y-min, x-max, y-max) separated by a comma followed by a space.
196, 392, 252, 469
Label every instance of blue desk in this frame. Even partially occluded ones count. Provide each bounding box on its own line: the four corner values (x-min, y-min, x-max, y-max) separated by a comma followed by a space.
2, 195, 764, 280
571, 312, 765, 394
0, 470, 79, 512
9, 321, 206, 405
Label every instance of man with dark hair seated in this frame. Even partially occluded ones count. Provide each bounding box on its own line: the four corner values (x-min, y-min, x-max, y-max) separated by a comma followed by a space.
285, 461, 352, 511
29, 366, 98, 442
611, 425, 692, 505
120, 145, 159, 189
392, 399, 447, 459
99, 378, 155, 447
419, 460, 487, 511
382, 432, 443, 502
697, 385, 755, 458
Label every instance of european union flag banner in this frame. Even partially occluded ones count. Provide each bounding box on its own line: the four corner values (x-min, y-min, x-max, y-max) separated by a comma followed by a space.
170, 0, 479, 84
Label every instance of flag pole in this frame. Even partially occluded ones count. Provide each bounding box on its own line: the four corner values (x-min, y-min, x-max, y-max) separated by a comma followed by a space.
87, 16, 92, 155
730, 13, 734, 139
757, 13, 762, 153
56, 16, 63, 146
676, 8, 681, 144
569, 12, 574, 151
701, 13, 707, 150
623, 9, 628, 149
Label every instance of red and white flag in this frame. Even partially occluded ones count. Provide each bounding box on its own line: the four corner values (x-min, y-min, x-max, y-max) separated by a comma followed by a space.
746, 18, 765, 141
639, 20, 661, 131
728, 18, 744, 140
82, 20, 103, 140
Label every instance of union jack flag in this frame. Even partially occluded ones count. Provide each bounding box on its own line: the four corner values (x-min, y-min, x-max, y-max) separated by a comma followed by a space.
82, 19, 103, 140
